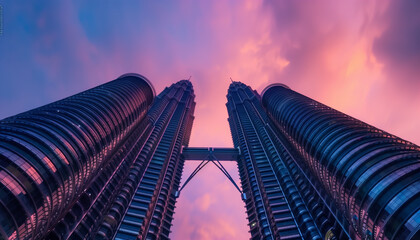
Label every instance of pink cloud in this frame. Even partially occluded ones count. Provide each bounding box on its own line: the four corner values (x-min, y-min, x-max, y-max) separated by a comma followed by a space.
3, 1, 419, 239
256, 0, 420, 144
174, 1, 420, 238
171, 162, 249, 239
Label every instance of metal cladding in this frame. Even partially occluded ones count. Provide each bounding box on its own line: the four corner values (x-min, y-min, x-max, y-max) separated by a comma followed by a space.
1, 71, 418, 240
0, 74, 155, 239
108, 80, 195, 240
262, 85, 420, 239
52, 79, 194, 240
227, 82, 344, 240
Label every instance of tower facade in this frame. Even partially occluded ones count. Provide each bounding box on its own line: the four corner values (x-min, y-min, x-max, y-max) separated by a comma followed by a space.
1, 73, 419, 240
261, 84, 420, 240
109, 80, 195, 240
227, 82, 420, 240
0, 74, 195, 240
227, 82, 331, 240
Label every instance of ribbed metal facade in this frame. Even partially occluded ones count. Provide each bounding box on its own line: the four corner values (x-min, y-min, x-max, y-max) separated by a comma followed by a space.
227, 82, 347, 240
0, 75, 195, 240
0, 74, 154, 240
261, 84, 420, 240
227, 81, 420, 240
2, 72, 418, 240
111, 80, 195, 240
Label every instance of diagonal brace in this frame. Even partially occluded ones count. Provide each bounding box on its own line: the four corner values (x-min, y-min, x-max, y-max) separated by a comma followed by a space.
175, 149, 247, 201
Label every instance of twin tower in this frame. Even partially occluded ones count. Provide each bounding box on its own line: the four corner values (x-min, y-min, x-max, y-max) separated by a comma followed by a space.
0, 74, 419, 240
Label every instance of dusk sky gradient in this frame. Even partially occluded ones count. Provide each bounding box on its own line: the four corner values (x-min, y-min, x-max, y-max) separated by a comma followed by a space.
0, 1, 419, 239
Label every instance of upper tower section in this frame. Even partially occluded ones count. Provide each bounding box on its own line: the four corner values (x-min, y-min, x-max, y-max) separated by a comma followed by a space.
0, 73, 155, 240
117, 73, 156, 99
262, 83, 420, 239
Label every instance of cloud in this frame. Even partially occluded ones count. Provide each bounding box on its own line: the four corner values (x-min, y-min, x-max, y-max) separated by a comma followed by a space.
172, 162, 249, 240
194, 193, 213, 212
256, 0, 420, 144
373, 0, 420, 88
1, 1, 420, 239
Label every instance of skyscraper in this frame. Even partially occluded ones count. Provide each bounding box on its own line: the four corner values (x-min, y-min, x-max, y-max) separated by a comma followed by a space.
1, 73, 419, 240
227, 82, 420, 240
0, 74, 195, 240
108, 79, 195, 240
261, 84, 420, 240
227, 82, 333, 240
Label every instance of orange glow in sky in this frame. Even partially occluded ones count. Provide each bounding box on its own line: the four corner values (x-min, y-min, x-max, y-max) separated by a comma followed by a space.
1, 0, 419, 239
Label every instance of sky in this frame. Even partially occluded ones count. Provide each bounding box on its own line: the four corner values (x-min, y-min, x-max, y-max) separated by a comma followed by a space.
0, 0, 419, 239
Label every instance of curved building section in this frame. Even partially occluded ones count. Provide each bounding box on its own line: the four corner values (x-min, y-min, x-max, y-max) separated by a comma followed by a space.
262, 85, 420, 239
227, 82, 326, 240
0, 74, 154, 240
111, 80, 195, 240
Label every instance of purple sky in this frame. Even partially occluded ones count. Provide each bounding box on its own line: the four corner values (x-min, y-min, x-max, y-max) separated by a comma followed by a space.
0, 1, 419, 239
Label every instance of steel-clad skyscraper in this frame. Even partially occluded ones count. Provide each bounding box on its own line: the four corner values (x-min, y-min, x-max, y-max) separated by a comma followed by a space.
261, 84, 420, 240
227, 82, 334, 240
0, 74, 155, 240
109, 79, 195, 240
0, 74, 195, 240
1, 72, 419, 240
227, 81, 420, 240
